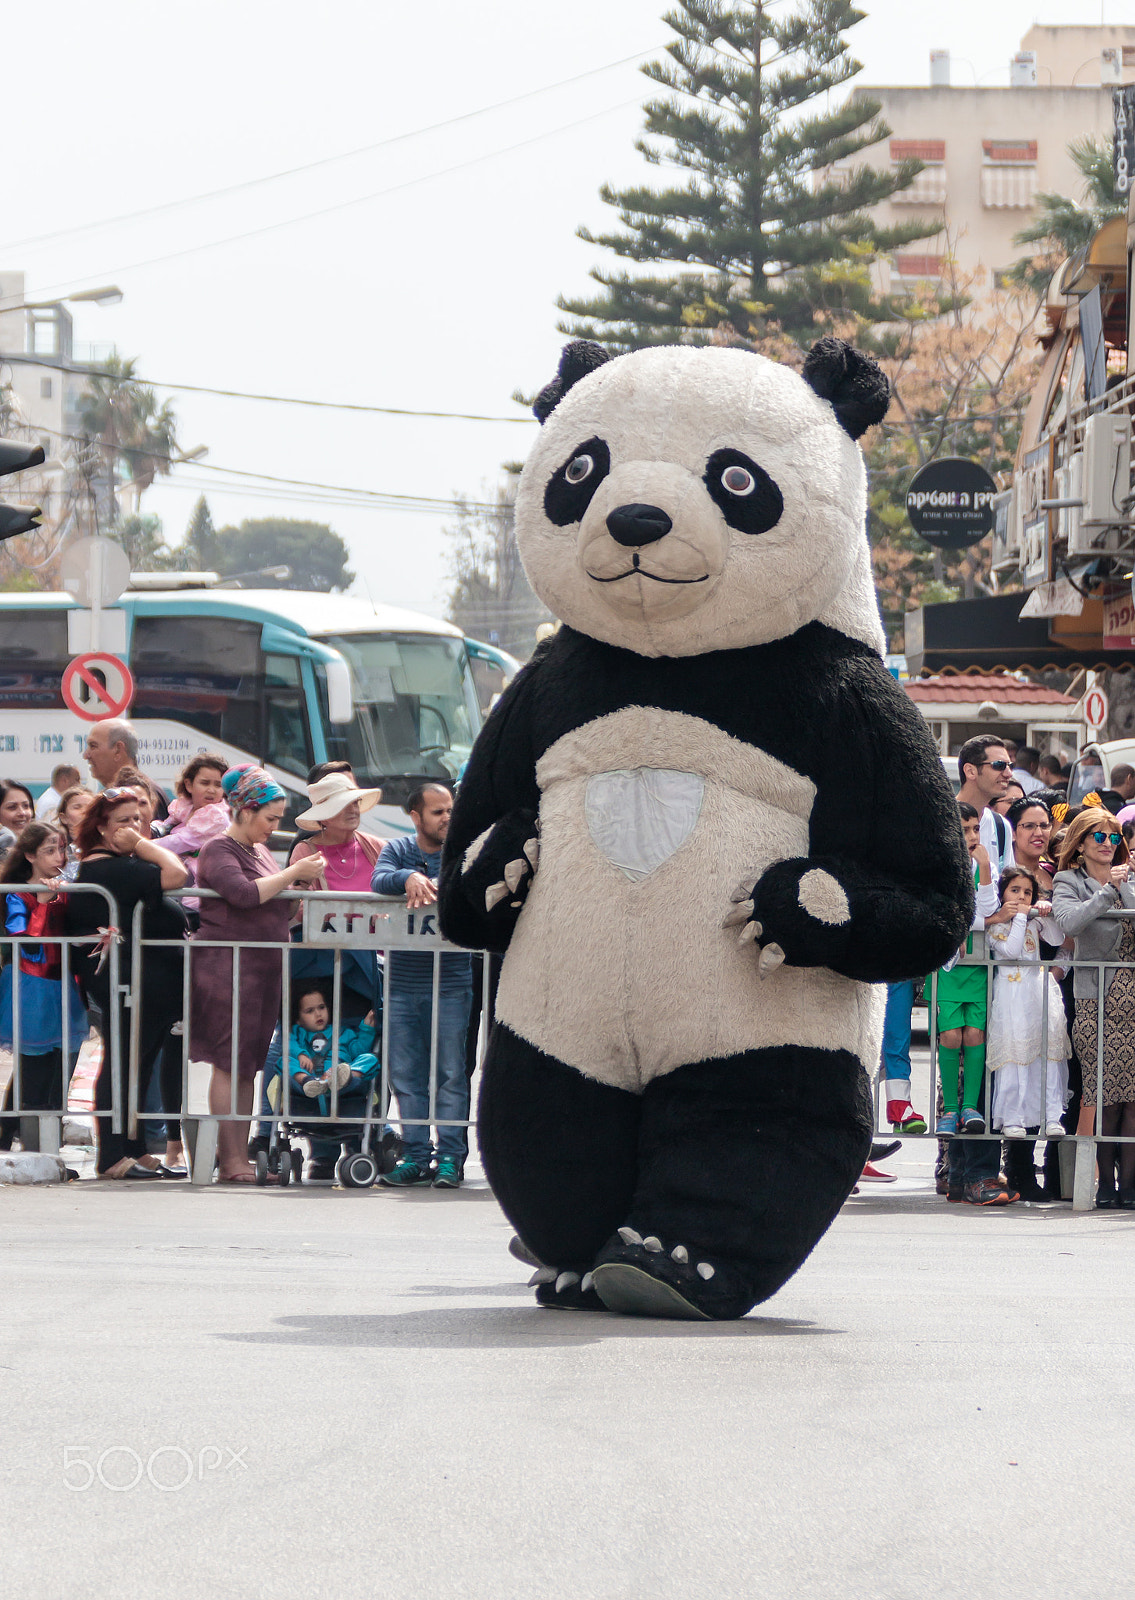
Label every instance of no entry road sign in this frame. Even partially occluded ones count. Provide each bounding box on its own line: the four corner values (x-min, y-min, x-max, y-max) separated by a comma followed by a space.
61, 652, 135, 723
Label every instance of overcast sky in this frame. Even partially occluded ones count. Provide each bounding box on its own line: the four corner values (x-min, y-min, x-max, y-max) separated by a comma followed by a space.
1, 0, 1128, 624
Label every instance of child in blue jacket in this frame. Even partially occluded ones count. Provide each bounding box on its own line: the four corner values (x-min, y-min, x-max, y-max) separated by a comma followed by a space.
272, 984, 379, 1118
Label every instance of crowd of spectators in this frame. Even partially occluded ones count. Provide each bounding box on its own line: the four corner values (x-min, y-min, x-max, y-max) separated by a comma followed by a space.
0, 719, 474, 1188
884, 731, 1135, 1208
2, 717, 1134, 1208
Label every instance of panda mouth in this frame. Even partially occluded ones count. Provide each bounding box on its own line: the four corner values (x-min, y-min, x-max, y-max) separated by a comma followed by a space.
588, 566, 710, 586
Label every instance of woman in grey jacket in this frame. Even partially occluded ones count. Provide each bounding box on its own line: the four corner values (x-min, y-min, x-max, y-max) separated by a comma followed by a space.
1052, 808, 1135, 1205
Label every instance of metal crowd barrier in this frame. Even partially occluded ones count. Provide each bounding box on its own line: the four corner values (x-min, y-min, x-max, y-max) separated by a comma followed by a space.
130, 888, 493, 1185
5, 886, 1135, 1210
878, 908, 1135, 1211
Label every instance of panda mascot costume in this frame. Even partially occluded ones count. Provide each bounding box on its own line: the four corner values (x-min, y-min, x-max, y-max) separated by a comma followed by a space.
439, 337, 973, 1321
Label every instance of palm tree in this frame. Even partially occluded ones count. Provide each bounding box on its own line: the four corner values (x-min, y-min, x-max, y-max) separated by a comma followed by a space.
77, 352, 179, 505
1010, 136, 1125, 296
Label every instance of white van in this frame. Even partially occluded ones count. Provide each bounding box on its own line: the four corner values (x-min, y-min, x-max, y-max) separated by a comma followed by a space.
1067, 740, 1135, 806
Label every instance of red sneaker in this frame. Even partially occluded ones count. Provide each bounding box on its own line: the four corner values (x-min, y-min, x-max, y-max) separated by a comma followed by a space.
859, 1160, 897, 1183
887, 1099, 927, 1134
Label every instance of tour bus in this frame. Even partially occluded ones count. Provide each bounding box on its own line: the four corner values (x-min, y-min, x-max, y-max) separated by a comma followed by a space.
0, 584, 516, 834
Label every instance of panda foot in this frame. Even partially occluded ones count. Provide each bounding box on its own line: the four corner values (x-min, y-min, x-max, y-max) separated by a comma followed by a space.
591, 1232, 750, 1321
529, 1266, 608, 1313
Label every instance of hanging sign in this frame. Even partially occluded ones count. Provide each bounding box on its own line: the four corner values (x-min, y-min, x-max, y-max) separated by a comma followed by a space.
906, 457, 999, 549
61, 653, 135, 723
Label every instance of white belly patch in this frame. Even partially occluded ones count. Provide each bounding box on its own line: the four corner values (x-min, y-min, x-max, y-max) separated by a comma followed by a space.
494, 705, 884, 1092
586, 768, 704, 882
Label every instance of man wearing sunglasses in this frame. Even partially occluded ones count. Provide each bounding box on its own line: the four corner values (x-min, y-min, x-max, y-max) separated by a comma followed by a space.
957, 734, 1017, 879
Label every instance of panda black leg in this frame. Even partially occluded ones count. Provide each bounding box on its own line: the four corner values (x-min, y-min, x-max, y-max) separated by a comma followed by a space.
479, 1024, 642, 1303
591, 1046, 872, 1321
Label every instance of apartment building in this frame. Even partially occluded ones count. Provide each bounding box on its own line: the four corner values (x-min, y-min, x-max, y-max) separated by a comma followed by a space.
0, 271, 98, 537
852, 25, 1135, 292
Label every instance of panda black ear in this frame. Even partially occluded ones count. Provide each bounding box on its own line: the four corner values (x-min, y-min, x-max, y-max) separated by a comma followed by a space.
532, 341, 613, 424
801, 337, 889, 440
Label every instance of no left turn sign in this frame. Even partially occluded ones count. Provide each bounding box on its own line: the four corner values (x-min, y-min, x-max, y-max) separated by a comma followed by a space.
61, 652, 136, 723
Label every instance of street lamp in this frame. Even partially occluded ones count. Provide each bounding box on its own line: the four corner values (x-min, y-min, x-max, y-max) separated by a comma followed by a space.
0, 283, 124, 313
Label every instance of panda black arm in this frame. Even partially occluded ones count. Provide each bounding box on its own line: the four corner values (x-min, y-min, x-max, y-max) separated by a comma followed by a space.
745, 660, 974, 982
438, 650, 543, 953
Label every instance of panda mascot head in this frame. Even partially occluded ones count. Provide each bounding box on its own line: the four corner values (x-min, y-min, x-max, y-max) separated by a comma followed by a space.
515, 336, 890, 659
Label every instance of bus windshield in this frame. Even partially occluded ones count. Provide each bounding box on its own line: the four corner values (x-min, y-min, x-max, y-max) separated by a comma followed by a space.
319, 632, 480, 796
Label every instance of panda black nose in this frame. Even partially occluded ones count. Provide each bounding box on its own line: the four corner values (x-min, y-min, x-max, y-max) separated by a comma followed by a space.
605, 502, 673, 547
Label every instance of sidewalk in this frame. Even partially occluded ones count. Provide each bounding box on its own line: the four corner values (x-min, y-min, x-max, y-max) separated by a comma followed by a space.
4, 1155, 1135, 1599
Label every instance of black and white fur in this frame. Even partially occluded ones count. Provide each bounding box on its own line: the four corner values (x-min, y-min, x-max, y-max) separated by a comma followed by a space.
440, 338, 973, 1321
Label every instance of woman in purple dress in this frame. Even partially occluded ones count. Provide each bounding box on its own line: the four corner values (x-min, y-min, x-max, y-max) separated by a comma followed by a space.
191, 767, 324, 1183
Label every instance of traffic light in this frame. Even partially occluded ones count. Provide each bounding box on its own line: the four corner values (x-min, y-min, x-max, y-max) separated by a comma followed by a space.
0, 440, 45, 541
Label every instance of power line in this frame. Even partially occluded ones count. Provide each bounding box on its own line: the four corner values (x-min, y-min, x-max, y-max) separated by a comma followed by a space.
0, 352, 533, 424
2, 47, 665, 256
26, 422, 504, 517
20, 97, 645, 301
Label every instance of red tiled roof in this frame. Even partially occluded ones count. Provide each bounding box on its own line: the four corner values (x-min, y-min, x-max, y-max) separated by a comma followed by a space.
983, 139, 1037, 163
893, 253, 943, 278
890, 139, 946, 162
905, 674, 1075, 706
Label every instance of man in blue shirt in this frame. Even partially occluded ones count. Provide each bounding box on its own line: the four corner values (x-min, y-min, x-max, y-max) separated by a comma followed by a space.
372, 784, 473, 1188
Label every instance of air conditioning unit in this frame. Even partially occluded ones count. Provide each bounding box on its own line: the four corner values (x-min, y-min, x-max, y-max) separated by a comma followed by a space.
1056, 452, 1083, 551
990, 487, 1019, 572
1080, 411, 1131, 531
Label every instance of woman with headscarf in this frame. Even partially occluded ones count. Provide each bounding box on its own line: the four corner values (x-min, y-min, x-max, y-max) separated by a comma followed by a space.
191, 766, 325, 1182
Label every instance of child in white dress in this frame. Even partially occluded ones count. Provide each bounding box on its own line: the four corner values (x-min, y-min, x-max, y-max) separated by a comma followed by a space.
988, 865, 1070, 1139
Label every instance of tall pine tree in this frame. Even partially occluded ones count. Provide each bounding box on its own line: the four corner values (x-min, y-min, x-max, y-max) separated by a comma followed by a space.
559, 1, 934, 349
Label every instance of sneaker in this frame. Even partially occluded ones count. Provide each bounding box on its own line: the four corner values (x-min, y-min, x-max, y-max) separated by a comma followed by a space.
960, 1107, 985, 1133
1044, 1122, 1066, 1140
859, 1161, 897, 1183
936, 1112, 958, 1136
965, 1179, 1017, 1206
887, 1100, 927, 1134
1001, 1124, 1027, 1139
432, 1156, 464, 1189
380, 1158, 433, 1187
946, 1185, 966, 1203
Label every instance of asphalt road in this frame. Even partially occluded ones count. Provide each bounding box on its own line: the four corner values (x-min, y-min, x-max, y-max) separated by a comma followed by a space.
4, 1130, 1135, 1600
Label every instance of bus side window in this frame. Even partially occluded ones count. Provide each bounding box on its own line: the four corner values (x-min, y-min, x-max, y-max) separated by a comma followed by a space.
0, 610, 69, 709
262, 654, 314, 780
132, 616, 262, 751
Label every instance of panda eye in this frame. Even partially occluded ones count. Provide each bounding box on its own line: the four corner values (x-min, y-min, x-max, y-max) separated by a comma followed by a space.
721, 465, 755, 496
703, 448, 783, 537
544, 436, 611, 527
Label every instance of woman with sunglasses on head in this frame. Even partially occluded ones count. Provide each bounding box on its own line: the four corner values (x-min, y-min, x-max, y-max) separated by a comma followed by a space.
1052, 808, 1135, 1205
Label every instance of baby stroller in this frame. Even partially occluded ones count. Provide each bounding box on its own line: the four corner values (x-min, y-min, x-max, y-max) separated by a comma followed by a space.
256, 1035, 397, 1188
